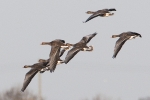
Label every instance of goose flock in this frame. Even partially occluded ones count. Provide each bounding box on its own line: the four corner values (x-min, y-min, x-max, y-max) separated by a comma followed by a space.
21, 8, 142, 92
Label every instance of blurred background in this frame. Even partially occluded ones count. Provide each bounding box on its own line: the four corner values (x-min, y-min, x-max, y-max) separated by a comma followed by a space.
0, 0, 150, 100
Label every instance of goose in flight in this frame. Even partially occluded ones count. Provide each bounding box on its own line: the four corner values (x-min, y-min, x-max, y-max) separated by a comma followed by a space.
64, 32, 97, 64
112, 31, 142, 58
21, 59, 48, 92
41, 39, 69, 72
84, 8, 116, 23
21, 57, 67, 92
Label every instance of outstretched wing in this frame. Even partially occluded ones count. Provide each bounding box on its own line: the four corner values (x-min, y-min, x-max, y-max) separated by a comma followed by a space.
21, 69, 38, 92
84, 11, 104, 23
112, 37, 129, 58
64, 47, 82, 64
47, 46, 61, 72
81, 32, 97, 43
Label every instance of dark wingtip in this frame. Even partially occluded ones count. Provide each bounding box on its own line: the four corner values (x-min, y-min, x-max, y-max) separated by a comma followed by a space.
50, 70, 54, 73
94, 32, 98, 35
109, 8, 116, 11
112, 56, 116, 59
112, 8, 116, 11
21, 89, 24, 92
140, 35, 142, 38
49, 68, 54, 73
83, 21, 86, 23
64, 61, 68, 64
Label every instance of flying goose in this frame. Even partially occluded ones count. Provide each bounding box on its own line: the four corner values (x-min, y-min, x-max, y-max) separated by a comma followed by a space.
112, 31, 142, 58
21, 56, 68, 92
21, 59, 48, 92
64, 32, 97, 64
84, 8, 116, 23
41, 39, 69, 72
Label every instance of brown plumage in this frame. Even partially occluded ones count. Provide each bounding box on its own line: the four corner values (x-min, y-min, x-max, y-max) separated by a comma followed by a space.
41, 39, 69, 72
112, 31, 142, 58
21, 59, 48, 92
84, 8, 116, 23
64, 32, 97, 64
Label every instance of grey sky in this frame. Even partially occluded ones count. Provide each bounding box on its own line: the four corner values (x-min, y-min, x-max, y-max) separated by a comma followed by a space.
1, 0, 150, 100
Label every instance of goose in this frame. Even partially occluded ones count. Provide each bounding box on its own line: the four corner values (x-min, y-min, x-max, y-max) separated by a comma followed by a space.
84, 8, 116, 23
41, 39, 69, 72
64, 32, 97, 64
21, 56, 67, 92
21, 59, 48, 92
112, 31, 142, 58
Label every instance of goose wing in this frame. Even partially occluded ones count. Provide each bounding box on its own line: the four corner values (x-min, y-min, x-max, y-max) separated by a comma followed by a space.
81, 32, 97, 43
84, 11, 104, 23
21, 69, 38, 92
47, 46, 61, 72
59, 48, 66, 57
113, 36, 129, 58
64, 47, 82, 64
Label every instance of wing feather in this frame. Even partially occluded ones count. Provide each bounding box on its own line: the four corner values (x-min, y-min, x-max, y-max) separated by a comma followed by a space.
21, 69, 38, 92
64, 47, 82, 64
59, 48, 66, 57
112, 37, 129, 58
47, 46, 61, 72
85, 12, 104, 23
83, 33, 97, 43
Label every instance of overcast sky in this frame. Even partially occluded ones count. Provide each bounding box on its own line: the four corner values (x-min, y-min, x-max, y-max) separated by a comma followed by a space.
1, 0, 150, 100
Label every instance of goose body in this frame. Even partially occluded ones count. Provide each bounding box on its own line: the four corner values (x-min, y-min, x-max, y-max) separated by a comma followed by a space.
41, 39, 69, 72
21, 60, 48, 92
84, 8, 116, 23
64, 33, 97, 64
